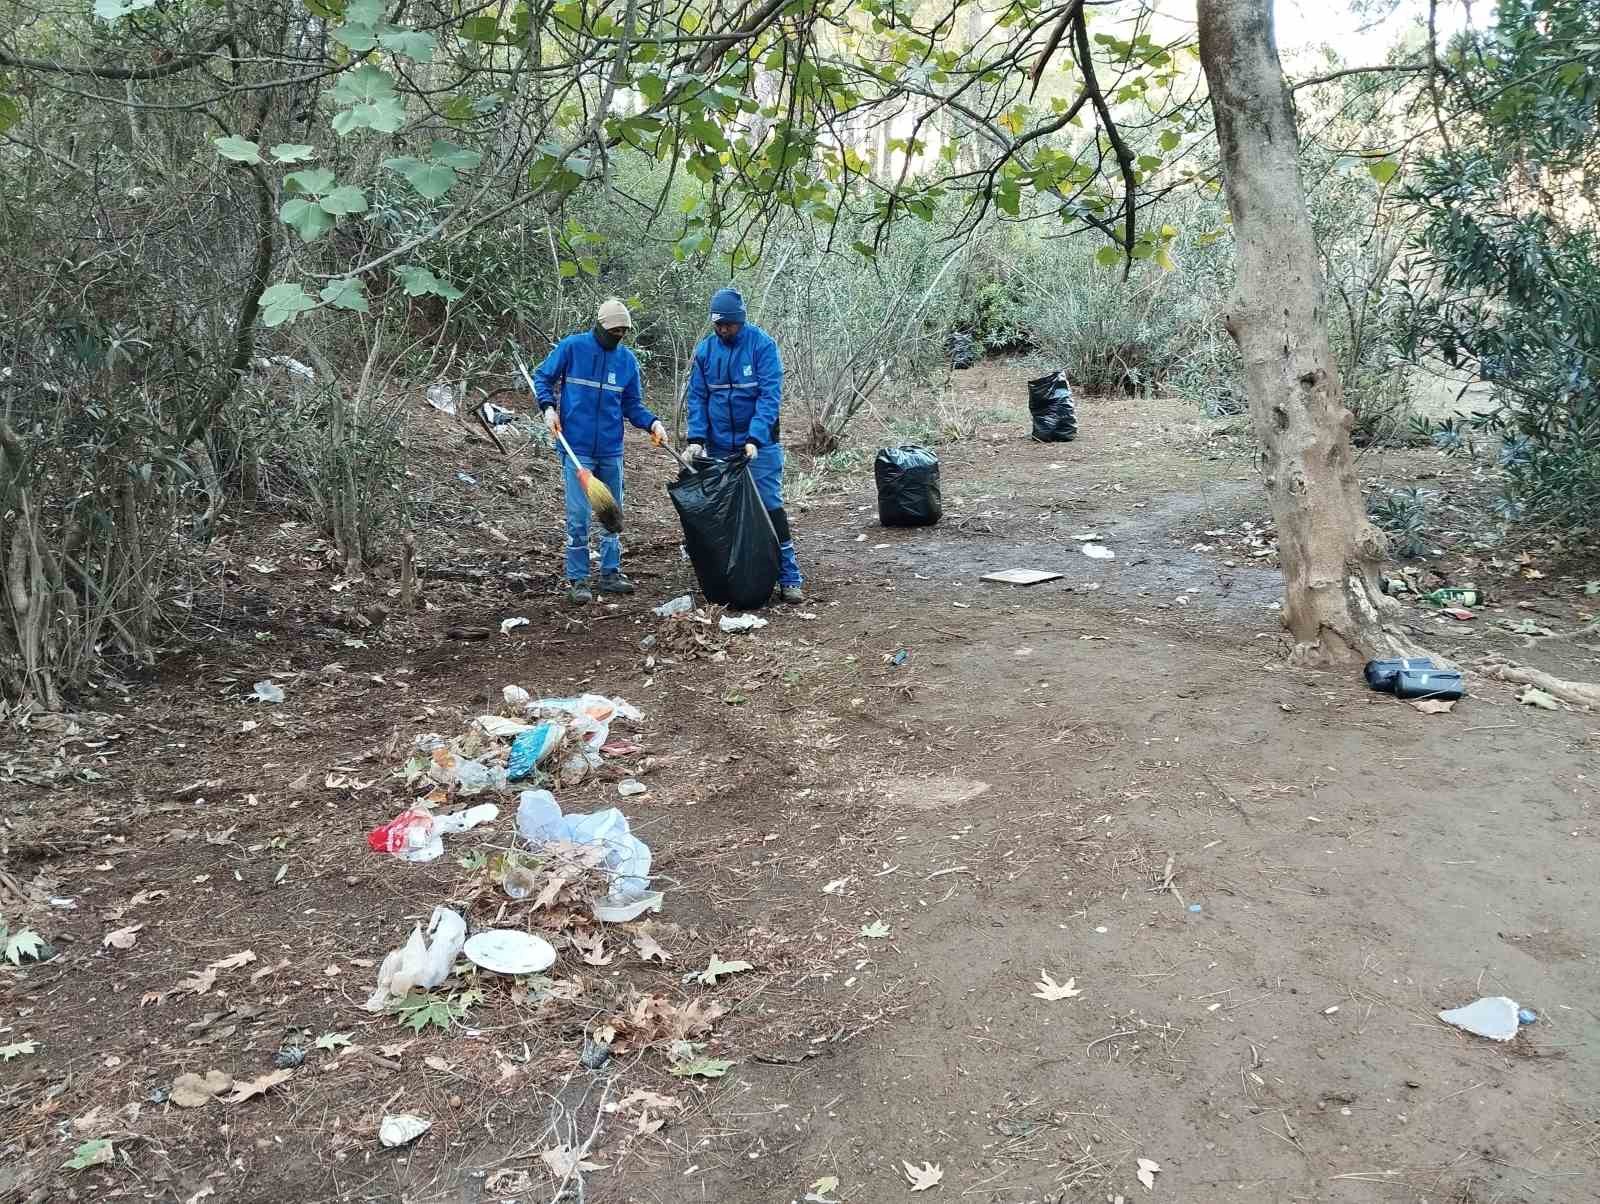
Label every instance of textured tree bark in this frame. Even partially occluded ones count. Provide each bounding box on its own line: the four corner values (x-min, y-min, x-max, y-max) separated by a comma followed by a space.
1197, 0, 1421, 665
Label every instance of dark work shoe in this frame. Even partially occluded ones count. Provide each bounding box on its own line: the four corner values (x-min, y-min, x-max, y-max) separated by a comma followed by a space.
567, 582, 594, 604
779, 584, 804, 604
598, 572, 636, 596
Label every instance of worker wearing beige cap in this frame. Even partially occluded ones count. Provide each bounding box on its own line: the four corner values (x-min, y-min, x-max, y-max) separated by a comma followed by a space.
530, 298, 667, 602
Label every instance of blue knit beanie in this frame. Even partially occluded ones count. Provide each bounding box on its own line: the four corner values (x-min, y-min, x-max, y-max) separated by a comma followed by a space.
709, 287, 746, 325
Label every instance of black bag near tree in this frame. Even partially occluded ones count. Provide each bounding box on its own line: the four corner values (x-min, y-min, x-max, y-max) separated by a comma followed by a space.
1027, 369, 1078, 442
875, 445, 943, 527
667, 456, 782, 609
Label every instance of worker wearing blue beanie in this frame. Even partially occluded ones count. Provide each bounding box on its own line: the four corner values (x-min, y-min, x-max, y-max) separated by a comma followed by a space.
684, 286, 804, 602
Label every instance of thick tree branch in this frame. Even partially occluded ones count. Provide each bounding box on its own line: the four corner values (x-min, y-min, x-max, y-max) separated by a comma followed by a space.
0, 32, 233, 80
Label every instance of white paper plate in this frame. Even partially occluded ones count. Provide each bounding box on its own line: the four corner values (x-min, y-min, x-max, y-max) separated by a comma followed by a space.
463, 930, 556, 975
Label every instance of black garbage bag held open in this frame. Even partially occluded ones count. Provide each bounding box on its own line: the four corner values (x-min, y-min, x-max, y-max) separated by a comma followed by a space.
667, 456, 781, 609
875, 445, 943, 527
1027, 369, 1078, 442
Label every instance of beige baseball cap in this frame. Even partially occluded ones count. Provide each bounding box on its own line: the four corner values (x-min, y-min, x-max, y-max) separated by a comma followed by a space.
597, 297, 633, 330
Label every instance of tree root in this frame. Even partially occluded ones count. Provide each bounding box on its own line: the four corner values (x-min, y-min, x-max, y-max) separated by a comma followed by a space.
1476, 655, 1600, 710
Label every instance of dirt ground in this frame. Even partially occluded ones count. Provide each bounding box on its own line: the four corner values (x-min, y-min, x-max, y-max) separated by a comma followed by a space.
3, 361, 1597, 1204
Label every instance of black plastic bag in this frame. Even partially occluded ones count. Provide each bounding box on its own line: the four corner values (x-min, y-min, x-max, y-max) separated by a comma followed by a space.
1027, 369, 1078, 442
667, 456, 781, 609
946, 331, 979, 370
875, 445, 943, 527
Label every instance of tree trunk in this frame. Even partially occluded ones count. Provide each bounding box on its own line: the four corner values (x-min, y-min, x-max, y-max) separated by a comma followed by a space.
1197, 0, 1420, 666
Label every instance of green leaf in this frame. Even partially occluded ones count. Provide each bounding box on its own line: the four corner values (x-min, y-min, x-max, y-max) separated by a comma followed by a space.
332, 96, 407, 136
319, 277, 369, 312
442, 94, 478, 122
259, 283, 317, 327
428, 140, 482, 170
93, 0, 156, 19
343, 0, 383, 23
269, 143, 316, 163
383, 157, 457, 199
378, 28, 436, 61
394, 264, 463, 301
305, 0, 346, 17
860, 920, 891, 939
4, 926, 45, 964
64, 1139, 114, 1171
1367, 157, 1399, 185
284, 167, 336, 196
1158, 128, 1181, 152
553, 0, 584, 30
0, 95, 20, 134
280, 197, 335, 242
459, 14, 502, 41
213, 134, 263, 164
669, 1055, 733, 1078
330, 23, 379, 52
314, 1031, 353, 1052
578, 255, 599, 277
0, 1039, 38, 1060
318, 184, 368, 215
391, 990, 468, 1031
1095, 245, 1123, 268
557, 260, 579, 279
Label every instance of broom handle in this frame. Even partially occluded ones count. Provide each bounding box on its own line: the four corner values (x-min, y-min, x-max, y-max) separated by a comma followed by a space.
510, 346, 590, 478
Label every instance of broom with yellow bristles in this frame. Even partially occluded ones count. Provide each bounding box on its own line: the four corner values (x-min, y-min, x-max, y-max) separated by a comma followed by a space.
511, 346, 623, 535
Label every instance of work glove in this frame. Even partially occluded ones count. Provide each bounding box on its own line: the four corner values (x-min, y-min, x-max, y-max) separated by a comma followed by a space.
684, 442, 704, 461
542, 407, 561, 436
649, 420, 668, 446
744, 442, 758, 459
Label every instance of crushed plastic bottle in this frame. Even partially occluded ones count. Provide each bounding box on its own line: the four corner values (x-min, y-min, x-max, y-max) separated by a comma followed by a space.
507, 723, 564, 781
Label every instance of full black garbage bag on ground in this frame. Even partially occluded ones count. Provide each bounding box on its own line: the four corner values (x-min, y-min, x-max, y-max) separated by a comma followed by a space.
875, 445, 943, 527
667, 456, 781, 609
1027, 369, 1078, 442
947, 331, 979, 370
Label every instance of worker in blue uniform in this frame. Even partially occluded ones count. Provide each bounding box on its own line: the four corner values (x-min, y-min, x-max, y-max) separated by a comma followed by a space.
683, 287, 805, 603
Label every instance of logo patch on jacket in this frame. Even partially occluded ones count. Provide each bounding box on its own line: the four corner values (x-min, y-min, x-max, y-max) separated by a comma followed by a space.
743, 364, 753, 376
607, 371, 617, 384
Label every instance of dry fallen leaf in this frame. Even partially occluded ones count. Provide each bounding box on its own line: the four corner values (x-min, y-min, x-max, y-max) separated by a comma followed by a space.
180, 967, 218, 996
903, 1160, 943, 1192
1032, 970, 1083, 1001
251, 957, 291, 982
1518, 685, 1562, 711
103, 923, 143, 950
423, 1055, 451, 1072
571, 930, 613, 967
608, 1089, 682, 1113
223, 1068, 293, 1104
634, 931, 672, 963
209, 950, 257, 971
1409, 698, 1456, 714
184, 1185, 216, 1204
540, 1143, 605, 1179
1136, 1157, 1161, 1190
634, 1112, 665, 1136
170, 1070, 233, 1108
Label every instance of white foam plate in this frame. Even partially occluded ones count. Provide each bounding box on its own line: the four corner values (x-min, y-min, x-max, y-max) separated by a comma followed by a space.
463, 930, 556, 976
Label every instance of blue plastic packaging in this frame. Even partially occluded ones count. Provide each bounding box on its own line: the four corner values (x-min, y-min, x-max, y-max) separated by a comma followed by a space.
507, 723, 563, 781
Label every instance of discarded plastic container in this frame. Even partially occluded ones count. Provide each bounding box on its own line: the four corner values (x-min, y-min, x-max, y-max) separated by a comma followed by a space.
507, 723, 564, 781
1364, 657, 1438, 693
946, 331, 979, 369
1394, 666, 1465, 701
502, 861, 540, 900
252, 680, 285, 704
516, 789, 562, 838
463, 930, 556, 975
653, 595, 693, 618
1422, 587, 1482, 608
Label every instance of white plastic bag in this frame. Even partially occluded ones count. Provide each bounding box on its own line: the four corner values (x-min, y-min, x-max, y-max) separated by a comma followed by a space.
365, 907, 467, 1010
515, 795, 653, 907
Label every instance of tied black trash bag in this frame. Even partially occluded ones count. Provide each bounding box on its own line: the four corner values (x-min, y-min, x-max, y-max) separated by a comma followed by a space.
1027, 369, 1078, 442
946, 331, 979, 370
667, 456, 781, 609
875, 445, 943, 528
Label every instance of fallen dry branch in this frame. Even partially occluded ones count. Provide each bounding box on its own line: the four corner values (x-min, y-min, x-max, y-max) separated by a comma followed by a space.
1476, 656, 1600, 710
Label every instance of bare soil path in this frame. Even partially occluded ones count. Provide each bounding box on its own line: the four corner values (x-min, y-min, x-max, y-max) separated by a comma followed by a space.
3, 362, 1595, 1204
